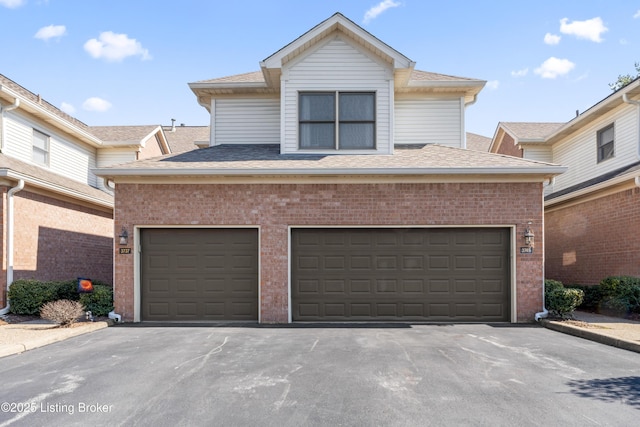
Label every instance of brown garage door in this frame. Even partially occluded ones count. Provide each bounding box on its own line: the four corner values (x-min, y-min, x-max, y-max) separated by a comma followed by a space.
141, 228, 258, 321
292, 228, 510, 322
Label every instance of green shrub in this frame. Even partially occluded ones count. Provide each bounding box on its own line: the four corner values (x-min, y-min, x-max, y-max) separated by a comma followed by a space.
567, 284, 603, 311
545, 279, 584, 318
8, 280, 59, 315
545, 279, 564, 293
40, 299, 85, 327
79, 285, 114, 316
8, 279, 113, 316
598, 277, 640, 315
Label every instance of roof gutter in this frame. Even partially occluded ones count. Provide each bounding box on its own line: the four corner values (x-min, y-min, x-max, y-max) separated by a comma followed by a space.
545, 171, 640, 207
0, 169, 113, 209
0, 97, 20, 152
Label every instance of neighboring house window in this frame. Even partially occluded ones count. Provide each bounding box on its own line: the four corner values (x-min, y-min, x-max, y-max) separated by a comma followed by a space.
299, 92, 375, 149
32, 129, 50, 166
597, 124, 614, 163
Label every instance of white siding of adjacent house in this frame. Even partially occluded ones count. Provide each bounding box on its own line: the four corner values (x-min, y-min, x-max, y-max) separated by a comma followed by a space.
394, 96, 463, 147
96, 150, 137, 192
212, 98, 280, 145
551, 104, 638, 193
523, 146, 553, 163
282, 35, 392, 154
3, 110, 98, 187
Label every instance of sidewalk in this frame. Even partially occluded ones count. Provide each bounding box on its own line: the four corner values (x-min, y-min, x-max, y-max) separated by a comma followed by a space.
0, 320, 111, 358
541, 311, 640, 353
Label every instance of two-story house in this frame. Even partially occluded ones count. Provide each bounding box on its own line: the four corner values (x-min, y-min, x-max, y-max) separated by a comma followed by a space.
490, 78, 640, 285
95, 13, 565, 324
0, 74, 172, 315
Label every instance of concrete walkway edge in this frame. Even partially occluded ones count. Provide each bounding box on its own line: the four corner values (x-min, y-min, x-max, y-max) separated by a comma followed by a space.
0, 321, 111, 358
540, 319, 640, 353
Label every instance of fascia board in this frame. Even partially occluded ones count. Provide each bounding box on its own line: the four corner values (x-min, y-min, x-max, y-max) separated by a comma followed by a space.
94, 166, 567, 178
545, 172, 640, 207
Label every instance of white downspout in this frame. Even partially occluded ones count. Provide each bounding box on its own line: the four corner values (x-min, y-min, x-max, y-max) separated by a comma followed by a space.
0, 98, 20, 152
535, 179, 551, 322
0, 179, 25, 315
622, 93, 640, 159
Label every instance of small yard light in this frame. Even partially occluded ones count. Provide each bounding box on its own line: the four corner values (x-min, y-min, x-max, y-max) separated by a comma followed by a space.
524, 222, 534, 247
118, 226, 129, 245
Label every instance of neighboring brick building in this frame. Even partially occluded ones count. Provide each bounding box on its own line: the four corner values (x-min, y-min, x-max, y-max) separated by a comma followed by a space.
97, 14, 564, 324
0, 74, 174, 314
490, 79, 640, 285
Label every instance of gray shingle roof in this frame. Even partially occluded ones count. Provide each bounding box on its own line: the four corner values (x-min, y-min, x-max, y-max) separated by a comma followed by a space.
89, 125, 161, 144
194, 69, 479, 85
0, 154, 113, 206
162, 126, 210, 153
95, 143, 563, 176
466, 132, 491, 152
500, 122, 564, 141
0, 73, 90, 131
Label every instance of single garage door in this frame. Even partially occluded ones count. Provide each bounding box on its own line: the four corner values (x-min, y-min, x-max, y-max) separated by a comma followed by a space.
141, 228, 258, 321
292, 228, 510, 322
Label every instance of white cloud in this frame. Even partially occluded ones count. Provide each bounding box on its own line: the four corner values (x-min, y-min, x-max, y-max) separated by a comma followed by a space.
634, 10, 640, 19
559, 17, 608, 42
83, 31, 151, 62
82, 97, 112, 112
0, 0, 25, 8
534, 57, 576, 79
511, 68, 528, 77
544, 33, 561, 45
363, 0, 401, 24
486, 80, 499, 90
34, 24, 67, 41
60, 102, 76, 114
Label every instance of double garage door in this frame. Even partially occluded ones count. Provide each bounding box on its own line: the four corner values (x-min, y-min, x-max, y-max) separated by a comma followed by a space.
141, 228, 510, 322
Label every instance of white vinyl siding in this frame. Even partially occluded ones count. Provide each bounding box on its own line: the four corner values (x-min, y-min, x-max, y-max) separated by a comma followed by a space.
523, 146, 553, 163
551, 104, 637, 193
212, 98, 280, 145
282, 36, 391, 154
394, 97, 463, 147
2, 110, 98, 187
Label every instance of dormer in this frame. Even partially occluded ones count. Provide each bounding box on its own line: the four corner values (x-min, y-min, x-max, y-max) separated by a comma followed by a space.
189, 13, 484, 154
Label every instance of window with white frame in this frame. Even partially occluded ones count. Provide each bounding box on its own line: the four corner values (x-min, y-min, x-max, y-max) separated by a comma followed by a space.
597, 124, 614, 163
32, 129, 50, 166
299, 92, 375, 150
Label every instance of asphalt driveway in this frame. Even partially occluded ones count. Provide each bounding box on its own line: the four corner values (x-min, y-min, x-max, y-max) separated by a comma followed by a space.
0, 324, 638, 426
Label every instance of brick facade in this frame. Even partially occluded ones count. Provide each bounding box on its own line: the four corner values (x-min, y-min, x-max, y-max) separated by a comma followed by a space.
0, 187, 113, 309
114, 181, 544, 323
495, 133, 524, 158
545, 187, 640, 285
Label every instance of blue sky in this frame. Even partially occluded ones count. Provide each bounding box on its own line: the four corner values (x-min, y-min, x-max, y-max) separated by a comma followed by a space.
1, 0, 639, 138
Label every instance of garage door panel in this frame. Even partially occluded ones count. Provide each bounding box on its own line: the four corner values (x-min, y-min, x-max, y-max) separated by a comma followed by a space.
292, 228, 510, 322
141, 228, 258, 321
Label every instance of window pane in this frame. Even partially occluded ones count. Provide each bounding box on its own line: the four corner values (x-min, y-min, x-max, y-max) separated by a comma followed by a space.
300, 123, 335, 148
339, 93, 374, 121
599, 126, 614, 145
339, 123, 374, 149
33, 130, 48, 150
300, 94, 335, 121
33, 148, 47, 165
600, 141, 614, 160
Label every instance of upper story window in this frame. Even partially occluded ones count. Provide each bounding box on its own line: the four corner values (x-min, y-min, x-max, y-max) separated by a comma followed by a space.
597, 124, 614, 163
32, 129, 50, 166
299, 92, 375, 150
